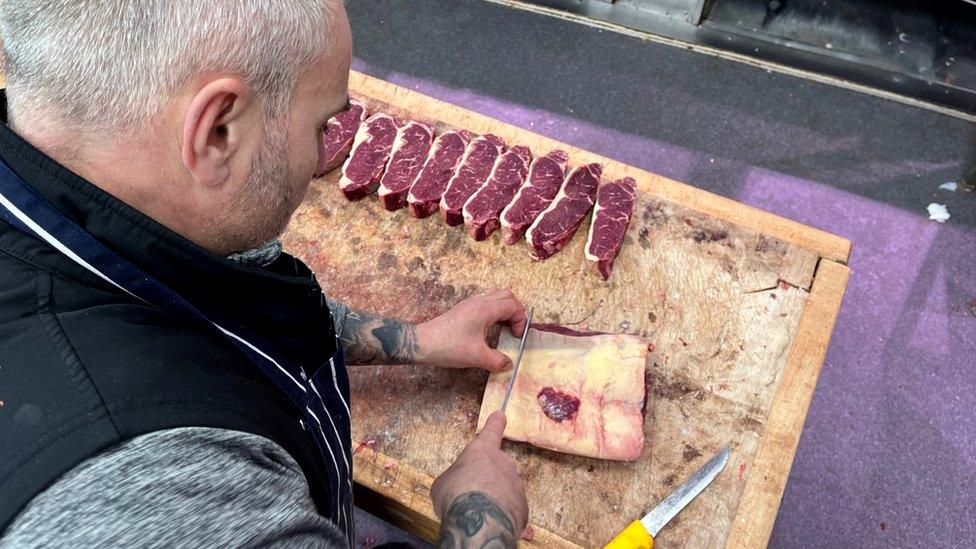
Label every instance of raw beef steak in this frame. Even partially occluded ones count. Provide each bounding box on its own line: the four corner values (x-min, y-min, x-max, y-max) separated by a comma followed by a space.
499, 149, 568, 245
461, 145, 533, 241
377, 121, 434, 211
440, 134, 506, 226
314, 99, 366, 177
585, 177, 638, 280
339, 113, 399, 200
525, 163, 602, 260
406, 130, 472, 218
478, 324, 649, 461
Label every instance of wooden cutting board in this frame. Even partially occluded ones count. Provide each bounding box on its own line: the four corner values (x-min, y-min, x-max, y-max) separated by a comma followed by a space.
281, 71, 851, 548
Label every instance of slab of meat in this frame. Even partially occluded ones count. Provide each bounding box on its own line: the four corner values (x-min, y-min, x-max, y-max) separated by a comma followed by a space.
377, 121, 434, 211
440, 134, 506, 226
461, 145, 533, 241
585, 177, 638, 280
525, 163, 602, 260
406, 130, 472, 218
339, 113, 399, 200
314, 99, 366, 177
499, 149, 568, 245
478, 324, 649, 461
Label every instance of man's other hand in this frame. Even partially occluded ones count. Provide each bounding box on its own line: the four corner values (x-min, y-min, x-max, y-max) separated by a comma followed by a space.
416, 288, 527, 372
431, 412, 528, 548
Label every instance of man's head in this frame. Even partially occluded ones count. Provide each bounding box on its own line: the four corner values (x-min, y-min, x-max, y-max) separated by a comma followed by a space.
0, 1, 352, 254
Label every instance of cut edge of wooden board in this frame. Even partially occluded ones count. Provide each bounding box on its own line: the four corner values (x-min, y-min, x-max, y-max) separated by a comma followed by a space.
724, 259, 851, 548
348, 70, 852, 265
353, 447, 580, 548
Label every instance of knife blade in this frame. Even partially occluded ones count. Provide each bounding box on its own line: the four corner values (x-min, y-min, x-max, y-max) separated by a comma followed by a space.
603, 445, 730, 548
499, 305, 533, 413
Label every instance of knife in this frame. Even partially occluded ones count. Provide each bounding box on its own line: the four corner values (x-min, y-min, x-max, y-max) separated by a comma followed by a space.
603, 445, 730, 549
499, 305, 534, 413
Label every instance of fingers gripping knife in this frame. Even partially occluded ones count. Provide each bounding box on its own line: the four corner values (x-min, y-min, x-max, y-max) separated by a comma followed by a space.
604, 446, 730, 548
499, 306, 534, 413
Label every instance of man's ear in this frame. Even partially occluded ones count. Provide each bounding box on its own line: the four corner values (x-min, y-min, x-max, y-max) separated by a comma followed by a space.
181, 78, 250, 187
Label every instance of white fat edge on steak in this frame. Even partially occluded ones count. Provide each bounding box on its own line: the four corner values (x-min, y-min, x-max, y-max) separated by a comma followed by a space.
339, 112, 395, 191
582, 191, 605, 262
525, 164, 581, 250
440, 135, 500, 212
460, 142, 511, 224
377, 121, 432, 197
406, 130, 460, 204
499, 152, 554, 231
349, 98, 367, 117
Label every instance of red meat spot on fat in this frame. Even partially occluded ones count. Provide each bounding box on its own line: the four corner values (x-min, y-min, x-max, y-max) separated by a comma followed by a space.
537, 387, 581, 422
738, 463, 746, 481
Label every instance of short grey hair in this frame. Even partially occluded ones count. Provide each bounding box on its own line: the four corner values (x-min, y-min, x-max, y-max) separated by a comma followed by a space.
0, 0, 340, 134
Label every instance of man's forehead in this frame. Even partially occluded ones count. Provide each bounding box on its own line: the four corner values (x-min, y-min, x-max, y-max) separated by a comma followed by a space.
294, 54, 349, 107
290, 8, 351, 117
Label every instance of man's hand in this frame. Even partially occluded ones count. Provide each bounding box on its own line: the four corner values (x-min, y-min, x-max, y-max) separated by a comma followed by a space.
326, 288, 525, 369
416, 288, 528, 373
431, 412, 528, 548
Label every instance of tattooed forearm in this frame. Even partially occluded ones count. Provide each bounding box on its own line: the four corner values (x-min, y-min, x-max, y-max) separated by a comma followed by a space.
328, 299, 420, 365
437, 492, 516, 549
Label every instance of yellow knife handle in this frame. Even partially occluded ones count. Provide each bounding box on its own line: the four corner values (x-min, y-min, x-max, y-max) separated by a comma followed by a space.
603, 520, 654, 549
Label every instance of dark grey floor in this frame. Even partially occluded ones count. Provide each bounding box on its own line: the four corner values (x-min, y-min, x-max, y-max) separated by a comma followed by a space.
349, 0, 975, 229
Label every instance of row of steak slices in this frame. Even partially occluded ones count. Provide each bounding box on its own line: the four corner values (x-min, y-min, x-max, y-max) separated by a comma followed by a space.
316, 100, 637, 280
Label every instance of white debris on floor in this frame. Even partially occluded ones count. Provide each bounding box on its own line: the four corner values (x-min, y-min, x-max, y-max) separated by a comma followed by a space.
939, 181, 958, 191
927, 203, 950, 223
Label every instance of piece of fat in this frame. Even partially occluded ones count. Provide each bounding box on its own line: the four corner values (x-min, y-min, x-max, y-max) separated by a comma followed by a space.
477, 324, 650, 461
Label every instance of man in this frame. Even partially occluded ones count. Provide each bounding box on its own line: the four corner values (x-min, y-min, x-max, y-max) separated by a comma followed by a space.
0, 1, 528, 547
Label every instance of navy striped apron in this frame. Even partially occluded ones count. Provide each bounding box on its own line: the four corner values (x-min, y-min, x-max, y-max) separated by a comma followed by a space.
0, 159, 355, 542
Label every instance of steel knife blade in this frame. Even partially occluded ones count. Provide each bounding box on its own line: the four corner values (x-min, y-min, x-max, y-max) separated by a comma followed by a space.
499, 305, 533, 413
641, 445, 730, 536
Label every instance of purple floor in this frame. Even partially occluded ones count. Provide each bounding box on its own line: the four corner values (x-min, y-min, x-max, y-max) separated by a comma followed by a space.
351, 60, 976, 546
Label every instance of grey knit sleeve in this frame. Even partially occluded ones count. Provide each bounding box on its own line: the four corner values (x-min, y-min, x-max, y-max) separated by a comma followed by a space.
326, 297, 350, 339
0, 427, 346, 548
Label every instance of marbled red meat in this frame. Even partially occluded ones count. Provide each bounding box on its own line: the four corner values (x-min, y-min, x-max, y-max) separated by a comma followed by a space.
377, 121, 434, 211
537, 387, 581, 422
315, 99, 366, 177
406, 130, 472, 218
585, 177, 638, 280
338, 113, 399, 200
440, 134, 506, 226
525, 163, 602, 260
499, 149, 568, 245
461, 145, 532, 241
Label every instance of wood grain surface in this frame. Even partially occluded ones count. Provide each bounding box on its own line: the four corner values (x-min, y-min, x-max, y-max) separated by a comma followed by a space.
280, 72, 851, 547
